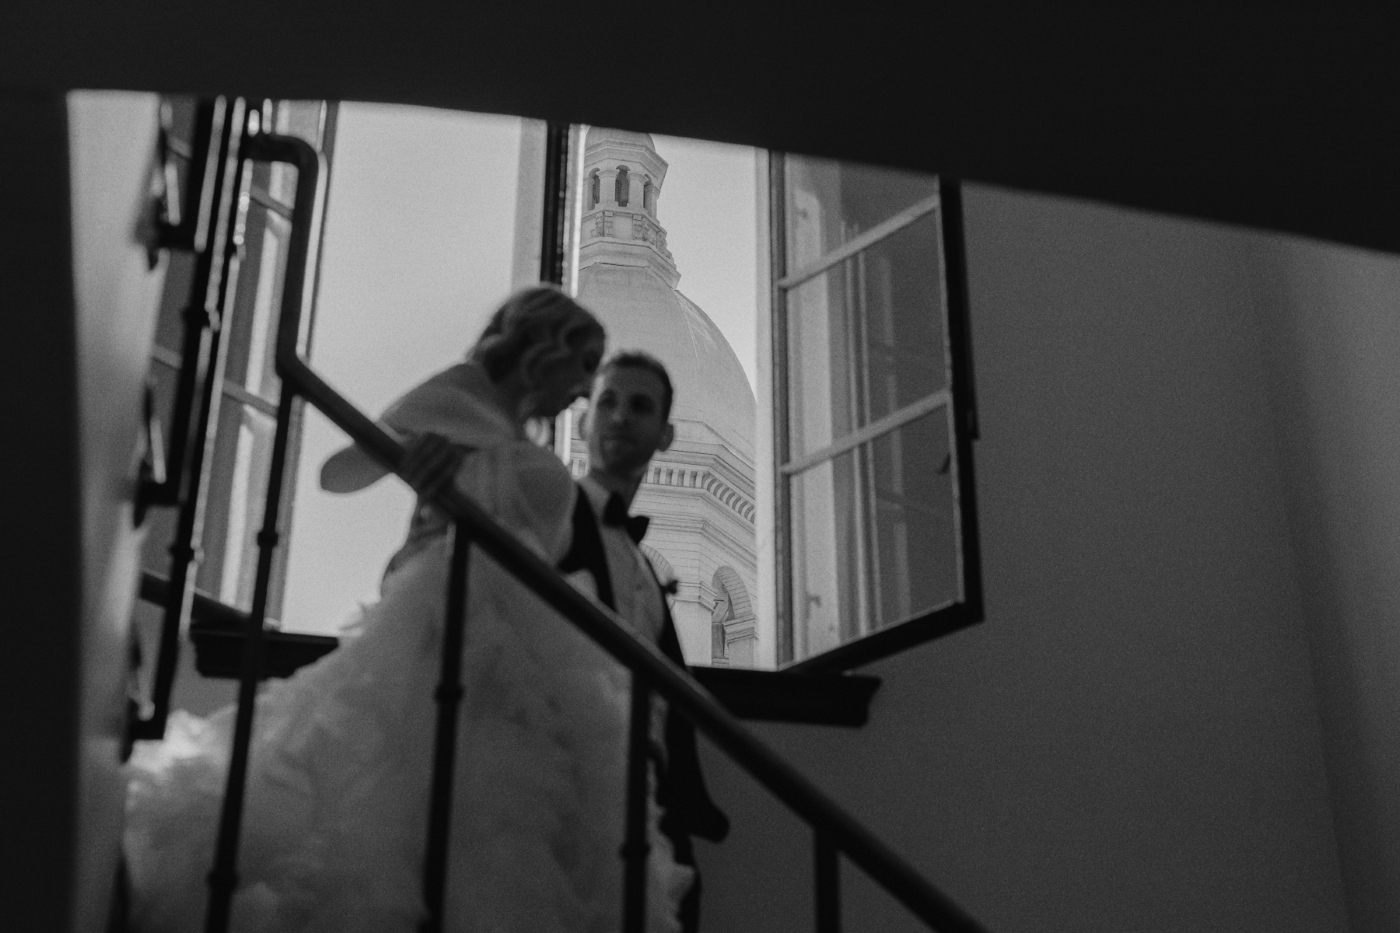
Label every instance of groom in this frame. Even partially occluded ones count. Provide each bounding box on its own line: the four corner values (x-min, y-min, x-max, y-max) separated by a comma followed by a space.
560, 351, 729, 933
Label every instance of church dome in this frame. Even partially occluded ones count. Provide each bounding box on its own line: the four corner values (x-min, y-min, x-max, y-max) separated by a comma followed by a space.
576, 129, 754, 461
577, 263, 755, 460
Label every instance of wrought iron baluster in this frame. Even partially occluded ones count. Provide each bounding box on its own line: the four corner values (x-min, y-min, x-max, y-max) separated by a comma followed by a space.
622, 677, 652, 933
420, 523, 472, 933
204, 385, 296, 933
201, 126, 326, 933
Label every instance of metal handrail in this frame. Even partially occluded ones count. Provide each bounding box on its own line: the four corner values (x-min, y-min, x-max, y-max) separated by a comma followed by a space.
203, 125, 327, 933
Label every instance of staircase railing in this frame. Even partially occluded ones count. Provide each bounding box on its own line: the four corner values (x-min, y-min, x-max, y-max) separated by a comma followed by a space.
188, 123, 991, 933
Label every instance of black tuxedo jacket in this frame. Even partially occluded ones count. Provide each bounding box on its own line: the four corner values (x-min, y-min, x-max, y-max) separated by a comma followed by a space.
557, 487, 730, 860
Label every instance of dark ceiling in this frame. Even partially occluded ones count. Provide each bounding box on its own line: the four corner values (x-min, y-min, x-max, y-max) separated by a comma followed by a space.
3, 4, 1397, 254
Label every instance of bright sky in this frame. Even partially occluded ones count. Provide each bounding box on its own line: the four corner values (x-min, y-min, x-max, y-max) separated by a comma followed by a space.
650, 132, 758, 389
280, 103, 759, 633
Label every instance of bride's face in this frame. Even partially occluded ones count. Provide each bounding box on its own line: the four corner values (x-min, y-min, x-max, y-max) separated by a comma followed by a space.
533, 334, 606, 418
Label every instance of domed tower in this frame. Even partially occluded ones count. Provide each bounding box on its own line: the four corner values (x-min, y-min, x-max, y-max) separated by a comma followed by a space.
578, 128, 680, 288
567, 128, 759, 666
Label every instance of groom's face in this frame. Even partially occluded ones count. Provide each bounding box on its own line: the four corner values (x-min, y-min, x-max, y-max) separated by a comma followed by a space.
581, 365, 674, 478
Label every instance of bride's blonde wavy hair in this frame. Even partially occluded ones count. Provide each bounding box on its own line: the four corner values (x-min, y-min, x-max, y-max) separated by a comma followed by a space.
468, 285, 605, 415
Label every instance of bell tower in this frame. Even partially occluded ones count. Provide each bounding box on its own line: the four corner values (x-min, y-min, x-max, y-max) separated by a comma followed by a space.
580, 128, 680, 288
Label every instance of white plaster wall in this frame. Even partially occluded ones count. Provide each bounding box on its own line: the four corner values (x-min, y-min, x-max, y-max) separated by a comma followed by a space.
70, 91, 167, 932
695, 185, 1351, 932
1247, 237, 1400, 933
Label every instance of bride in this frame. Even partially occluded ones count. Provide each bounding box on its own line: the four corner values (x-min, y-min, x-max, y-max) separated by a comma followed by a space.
123, 285, 693, 932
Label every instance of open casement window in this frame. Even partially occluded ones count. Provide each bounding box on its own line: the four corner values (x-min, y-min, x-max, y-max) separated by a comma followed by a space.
769, 154, 982, 671
142, 97, 337, 620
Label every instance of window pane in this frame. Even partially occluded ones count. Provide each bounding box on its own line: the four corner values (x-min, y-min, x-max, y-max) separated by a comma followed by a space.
788, 406, 959, 662
866, 406, 959, 626
202, 402, 279, 613
281, 405, 414, 634
280, 106, 538, 634
785, 211, 949, 459
225, 205, 291, 404
784, 155, 939, 270
789, 453, 861, 659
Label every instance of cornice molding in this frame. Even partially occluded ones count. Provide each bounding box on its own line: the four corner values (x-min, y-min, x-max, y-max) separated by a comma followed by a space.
569, 455, 755, 524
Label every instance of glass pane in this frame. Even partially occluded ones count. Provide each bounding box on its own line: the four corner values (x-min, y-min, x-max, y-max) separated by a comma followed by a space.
280, 106, 539, 632
789, 453, 860, 659
225, 205, 290, 404
784, 155, 939, 270
788, 407, 959, 662
281, 405, 415, 634
785, 211, 949, 459
302, 105, 532, 414
866, 406, 959, 627
199, 402, 279, 613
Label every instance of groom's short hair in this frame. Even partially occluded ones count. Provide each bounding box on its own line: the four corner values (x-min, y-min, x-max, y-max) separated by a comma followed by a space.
600, 351, 674, 421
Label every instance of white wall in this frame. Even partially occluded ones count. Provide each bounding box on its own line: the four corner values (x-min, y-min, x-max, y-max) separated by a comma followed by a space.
69, 91, 168, 932
696, 185, 1354, 932
1249, 238, 1400, 933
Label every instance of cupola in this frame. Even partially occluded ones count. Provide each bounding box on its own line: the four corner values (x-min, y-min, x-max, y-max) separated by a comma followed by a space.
580, 127, 679, 287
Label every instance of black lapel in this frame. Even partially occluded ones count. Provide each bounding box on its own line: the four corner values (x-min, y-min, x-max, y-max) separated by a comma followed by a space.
558, 485, 615, 610
653, 578, 687, 669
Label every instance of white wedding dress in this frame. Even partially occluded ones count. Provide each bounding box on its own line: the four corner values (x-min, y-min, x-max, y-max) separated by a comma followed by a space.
123, 370, 691, 933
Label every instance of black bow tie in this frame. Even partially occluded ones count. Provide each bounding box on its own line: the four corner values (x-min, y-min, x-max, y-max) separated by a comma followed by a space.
602, 494, 650, 545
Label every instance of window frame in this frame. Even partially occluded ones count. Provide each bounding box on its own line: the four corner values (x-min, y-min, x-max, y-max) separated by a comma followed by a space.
141, 96, 338, 622
768, 153, 983, 673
